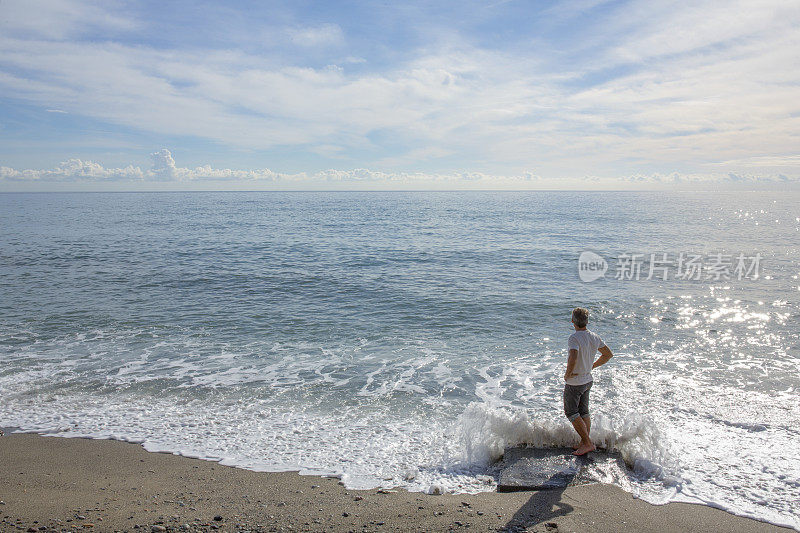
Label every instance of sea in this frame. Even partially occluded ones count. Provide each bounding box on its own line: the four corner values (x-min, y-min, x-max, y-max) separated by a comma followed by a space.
1, 191, 798, 529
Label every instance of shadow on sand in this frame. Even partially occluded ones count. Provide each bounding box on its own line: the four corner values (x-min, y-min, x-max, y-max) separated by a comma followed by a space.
499, 473, 573, 533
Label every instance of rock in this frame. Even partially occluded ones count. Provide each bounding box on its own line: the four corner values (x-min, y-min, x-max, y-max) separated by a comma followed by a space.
497, 447, 589, 492
477, 511, 484, 516
151, 526, 166, 532
181, 525, 190, 531
27, 528, 37, 532
342, 512, 349, 517
461, 502, 470, 507
76, 516, 86, 520
353, 496, 363, 501
213, 515, 223, 521
311, 485, 318, 489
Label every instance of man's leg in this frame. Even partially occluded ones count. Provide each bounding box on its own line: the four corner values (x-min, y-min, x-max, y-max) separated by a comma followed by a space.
580, 382, 592, 437
573, 383, 595, 456
570, 416, 591, 444
571, 417, 591, 449
565, 384, 593, 455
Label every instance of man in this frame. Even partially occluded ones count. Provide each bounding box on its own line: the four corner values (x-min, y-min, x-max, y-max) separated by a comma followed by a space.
564, 307, 613, 456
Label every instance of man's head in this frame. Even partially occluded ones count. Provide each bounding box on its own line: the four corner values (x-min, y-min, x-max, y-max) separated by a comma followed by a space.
572, 307, 589, 329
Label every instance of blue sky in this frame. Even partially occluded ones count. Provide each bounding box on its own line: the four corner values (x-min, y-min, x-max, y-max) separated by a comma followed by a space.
1, 0, 799, 190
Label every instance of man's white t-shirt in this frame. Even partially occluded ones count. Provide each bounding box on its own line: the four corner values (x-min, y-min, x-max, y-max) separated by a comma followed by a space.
566, 329, 605, 386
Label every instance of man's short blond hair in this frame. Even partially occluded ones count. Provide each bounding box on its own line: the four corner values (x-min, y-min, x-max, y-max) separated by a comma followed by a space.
572, 307, 589, 328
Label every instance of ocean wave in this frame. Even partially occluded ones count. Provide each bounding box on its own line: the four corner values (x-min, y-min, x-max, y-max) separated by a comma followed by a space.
457, 402, 680, 482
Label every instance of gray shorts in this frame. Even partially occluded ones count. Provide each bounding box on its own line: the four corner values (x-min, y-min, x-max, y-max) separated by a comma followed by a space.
563, 381, 592, 421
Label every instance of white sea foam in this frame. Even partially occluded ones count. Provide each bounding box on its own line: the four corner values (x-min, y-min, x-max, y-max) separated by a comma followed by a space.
2, 334, 799, 529
457, 402, 678, 481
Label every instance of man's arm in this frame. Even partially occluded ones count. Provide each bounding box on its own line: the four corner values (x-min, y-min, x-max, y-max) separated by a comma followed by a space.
564, 348, 578, 381
592, 345, 613, 369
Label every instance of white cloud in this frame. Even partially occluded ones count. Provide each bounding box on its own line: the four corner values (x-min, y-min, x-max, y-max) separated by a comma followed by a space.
0, 1, 798, 179
1, 150, 797, 190
150, 148, 178, 180
0, 148, 545, 185
0, 149, 275, 182
0, 0, 135, 40
288, 24, 345, 47
621, 171, 797, 185
0, 158, 143, 181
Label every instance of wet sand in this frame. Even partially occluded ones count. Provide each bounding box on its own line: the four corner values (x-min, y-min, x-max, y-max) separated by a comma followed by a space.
0, 433, 790, 532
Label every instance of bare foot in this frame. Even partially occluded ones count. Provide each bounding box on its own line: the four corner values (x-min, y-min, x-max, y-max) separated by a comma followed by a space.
573, 442, 596, 456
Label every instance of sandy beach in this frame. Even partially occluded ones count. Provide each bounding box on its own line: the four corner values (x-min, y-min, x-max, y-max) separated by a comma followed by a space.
0, 433, 789, 533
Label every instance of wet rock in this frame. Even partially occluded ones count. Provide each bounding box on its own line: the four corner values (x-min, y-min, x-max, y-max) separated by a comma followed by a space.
498, 447, 587, 491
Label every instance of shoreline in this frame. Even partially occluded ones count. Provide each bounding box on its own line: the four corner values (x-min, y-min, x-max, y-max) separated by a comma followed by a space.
0, 432, 792, 532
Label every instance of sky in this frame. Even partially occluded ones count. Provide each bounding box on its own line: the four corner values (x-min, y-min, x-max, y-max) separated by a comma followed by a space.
0, 0, 799, 190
